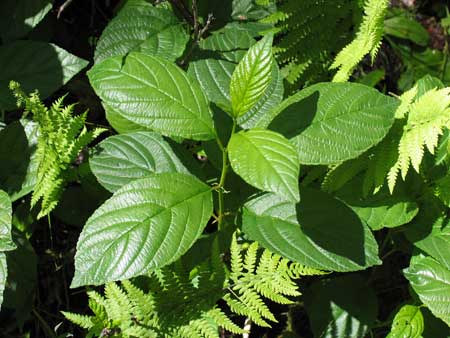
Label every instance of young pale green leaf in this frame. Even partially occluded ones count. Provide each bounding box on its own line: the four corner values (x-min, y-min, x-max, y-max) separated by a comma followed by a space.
90, 131, 189, 192
0, 41, 88, 111
242, 187, 381, 272
0, 190, 14, 252
0, 253, 6, 310
386, 305, 424, 338
72, 173, 213, 287
230, 34, 274, 117
228, 129, 300, 202
404, 255, 450, 326
305, 275, 378, 338
269, 82, 398, 164
94, 0, 188, 63
88, 52, 215, 141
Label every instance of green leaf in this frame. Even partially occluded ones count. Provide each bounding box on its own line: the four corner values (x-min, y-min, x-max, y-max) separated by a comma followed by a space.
242, 187, 381, 272
304, 274, 378, 338
94, 0, 189, 64
0, 253, 6, 310
189, 57, 284, 129
72, 173, 213, 287
386, 305, 424, 338
228, 130, 300, 202
0, 41, 88, 111
90, 131, 189, 192
104, 102, 150, 134
384, 15, 429, 46
230, 34, 274, 117
335, 179, 419, 231
88, 52, 215, 141
0, 0, 52, 42
269, 82, 398, 164
404, 255, 450, 326
0, 191, 14, 252
0, 120, 39, 202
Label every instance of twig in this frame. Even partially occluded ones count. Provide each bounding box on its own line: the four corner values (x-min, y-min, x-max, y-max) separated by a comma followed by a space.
242, 318, 252, 338
57, 0, 74, 19
168, 0, 195, 27
179, 13, 214, 66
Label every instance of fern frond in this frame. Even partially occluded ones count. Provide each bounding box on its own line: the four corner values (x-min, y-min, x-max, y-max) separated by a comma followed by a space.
270, 0, 356, 87
388, 88, 450, 192
9, 81, 106, 218
331, 0, 389, 82
62, 311, 95, 329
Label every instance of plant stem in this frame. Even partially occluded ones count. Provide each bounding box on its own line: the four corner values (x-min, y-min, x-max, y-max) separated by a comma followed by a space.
215, 121, 237, 230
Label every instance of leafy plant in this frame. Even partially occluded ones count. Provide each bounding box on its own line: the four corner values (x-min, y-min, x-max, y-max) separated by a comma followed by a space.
1, 1, 450, 337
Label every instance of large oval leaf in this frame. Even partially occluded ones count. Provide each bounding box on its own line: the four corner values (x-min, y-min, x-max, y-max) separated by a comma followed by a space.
90, 131, 189, 192
404, 255, 450, 326
269, 82, 399, 164
230, 34, 273, 117
0, 190, 14, 252
242, 187, 381, 272
228, 129, 300, 202
88, 52, 215, 141
72, 173, 213, 287
387, 305, 424, 338
94, 1, 188, 63
0, 41, 88, 111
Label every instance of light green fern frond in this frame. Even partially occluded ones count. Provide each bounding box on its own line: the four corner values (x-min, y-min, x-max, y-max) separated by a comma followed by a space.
9, 81, 106, 218
388, 88, 450, 192
62, 311, 95, 330
331, 0, 389, 82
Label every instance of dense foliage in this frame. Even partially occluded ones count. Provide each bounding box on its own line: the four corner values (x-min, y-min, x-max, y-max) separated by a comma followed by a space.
0, 0, 450, 337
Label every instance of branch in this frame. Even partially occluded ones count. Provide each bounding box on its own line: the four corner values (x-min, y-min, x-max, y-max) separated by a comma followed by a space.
168, 0, 194, 27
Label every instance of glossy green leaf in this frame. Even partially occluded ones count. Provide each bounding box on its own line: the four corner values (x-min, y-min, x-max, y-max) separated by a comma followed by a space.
104, 102, 149, 134
94, 0, 188, 63
0, 253, 6, 310
386, 305, 424, 338
0, 41, 88, 111
0, 191, 14, 252
0, 0, 52, 42
230, 34, 274, 117
242, 187, 381, 272
72, 173, 213, 287
90, 131, 189, 192
0, 120, 39, 202
404, 255, 450, 326
304, 274, 378, 338
228, 130, 300, 202
88, 52, 215, 141
269, 82, 399, 164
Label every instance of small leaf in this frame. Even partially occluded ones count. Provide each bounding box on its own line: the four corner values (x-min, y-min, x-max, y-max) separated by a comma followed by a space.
269, 82, 398, 164
386, 305, 424, 338
228, 129, 300, 202
94, 0, 189, 63
0, 41, 88, 111
230, 34, 274, 117
90, 131, 189, 192
242, 187, 381, 272
404, 255, 450, 326
88, 52, 215, 141
72, 173, 213, 287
